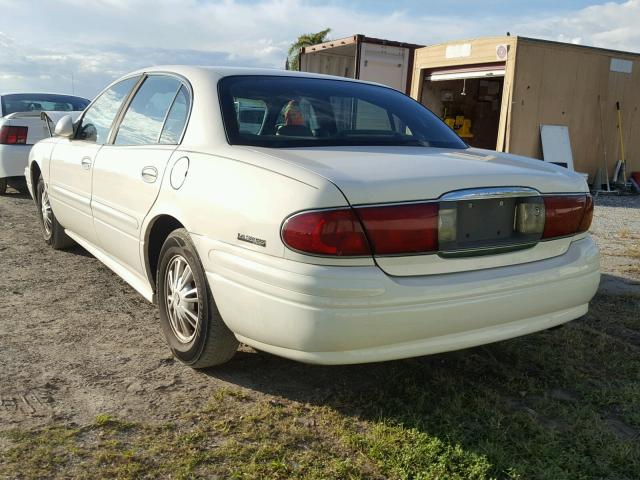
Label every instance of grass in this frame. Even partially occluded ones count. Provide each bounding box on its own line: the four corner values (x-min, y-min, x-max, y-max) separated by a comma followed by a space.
625, 246, 640, 259
1, 293, 639, 479
618, 228, 631, 238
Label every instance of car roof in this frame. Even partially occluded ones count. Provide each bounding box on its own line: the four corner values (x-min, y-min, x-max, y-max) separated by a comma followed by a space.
0, 92, 89, 99
128, 65, 377, 86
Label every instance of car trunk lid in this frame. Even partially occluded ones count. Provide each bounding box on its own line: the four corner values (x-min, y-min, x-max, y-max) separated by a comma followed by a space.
247, 145, 589, 276
247, 146, 588, 204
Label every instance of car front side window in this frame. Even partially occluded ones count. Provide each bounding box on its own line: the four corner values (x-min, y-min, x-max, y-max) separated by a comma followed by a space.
76, 77, 139, 144
114, 75, 182, 146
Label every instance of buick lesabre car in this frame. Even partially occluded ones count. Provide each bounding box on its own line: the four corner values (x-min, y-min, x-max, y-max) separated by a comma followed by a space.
26, 66, 600, 368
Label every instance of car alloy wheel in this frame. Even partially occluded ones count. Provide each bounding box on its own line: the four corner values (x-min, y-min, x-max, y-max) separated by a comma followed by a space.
164, 254, 200, 344
40, 183, 53, 239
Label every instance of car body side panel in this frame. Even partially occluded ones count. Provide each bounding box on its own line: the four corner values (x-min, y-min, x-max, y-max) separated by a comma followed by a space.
141, 148, 372, 286
26, 138, 57, 185
48, 140, 102, 244
91, 144, 176, 275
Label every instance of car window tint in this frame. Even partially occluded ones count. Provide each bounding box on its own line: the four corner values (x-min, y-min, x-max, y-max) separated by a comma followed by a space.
115, 76, 181, 146
329, 98, 392, 131
218, 76, 468, 149
76, 77, 138, 144
355, 99, 391, 130
159, 85, 190, 144
0, 94, 89, 115
234, 98, 266, 135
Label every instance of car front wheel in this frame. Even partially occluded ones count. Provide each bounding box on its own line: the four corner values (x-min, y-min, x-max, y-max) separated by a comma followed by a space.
157, 228, 238, 368
36, 176, 74, 249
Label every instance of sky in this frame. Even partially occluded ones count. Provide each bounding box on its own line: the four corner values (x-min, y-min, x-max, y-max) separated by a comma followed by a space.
0, 0, 638, 99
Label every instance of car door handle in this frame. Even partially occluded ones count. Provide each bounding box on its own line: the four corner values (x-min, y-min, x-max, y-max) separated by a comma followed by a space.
141, 166, 158, 183
81, 157, 93, 170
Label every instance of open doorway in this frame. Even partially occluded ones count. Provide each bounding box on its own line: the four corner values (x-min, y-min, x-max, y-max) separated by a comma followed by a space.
420, 65, 505, 149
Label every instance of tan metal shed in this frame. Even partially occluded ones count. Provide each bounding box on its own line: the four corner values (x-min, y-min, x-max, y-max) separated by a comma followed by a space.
299, 34, 423, 94
411, 36, 640, 180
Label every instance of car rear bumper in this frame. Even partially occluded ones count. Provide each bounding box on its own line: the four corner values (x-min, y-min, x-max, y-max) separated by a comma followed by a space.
195, 235, 600, 364
0, 144, 30, 178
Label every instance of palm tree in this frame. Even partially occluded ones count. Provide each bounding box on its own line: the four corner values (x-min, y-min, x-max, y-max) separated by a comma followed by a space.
286, 28, 331, 71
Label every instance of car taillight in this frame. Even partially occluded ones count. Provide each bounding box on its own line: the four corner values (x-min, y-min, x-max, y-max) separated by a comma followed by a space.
282, 194, 592, 257
281, 203, 439, 257
542, 194, 593, 239
355, 203, 439, 255
281, 208, 371, 256
0, 125, 28, 145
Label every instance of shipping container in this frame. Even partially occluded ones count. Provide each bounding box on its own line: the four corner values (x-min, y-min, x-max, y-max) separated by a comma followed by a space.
411, 36, 640, 181
298, 34, 423, 94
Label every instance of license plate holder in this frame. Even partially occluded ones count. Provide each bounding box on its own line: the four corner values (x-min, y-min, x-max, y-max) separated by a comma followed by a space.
439, 197, 540, 255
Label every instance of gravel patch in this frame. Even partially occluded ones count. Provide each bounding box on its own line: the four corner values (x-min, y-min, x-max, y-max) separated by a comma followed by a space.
591, 194, 640, 286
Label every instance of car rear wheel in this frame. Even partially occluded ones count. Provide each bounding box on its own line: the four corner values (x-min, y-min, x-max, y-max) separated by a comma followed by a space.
0, 177, 7, 195
157, 228, 238, 368
36, 176, 74, 249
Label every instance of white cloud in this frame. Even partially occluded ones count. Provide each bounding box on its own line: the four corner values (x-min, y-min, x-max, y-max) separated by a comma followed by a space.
513, 0, 640, 52
0, 0, 637, 98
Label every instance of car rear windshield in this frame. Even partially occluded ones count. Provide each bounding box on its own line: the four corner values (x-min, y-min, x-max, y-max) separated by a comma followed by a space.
1, 94, 90, 116
218, 75, 468, 149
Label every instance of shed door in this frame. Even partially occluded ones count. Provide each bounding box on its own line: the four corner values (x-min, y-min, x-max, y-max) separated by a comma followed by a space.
426, 63, 506, 82
358, 43, 409, 92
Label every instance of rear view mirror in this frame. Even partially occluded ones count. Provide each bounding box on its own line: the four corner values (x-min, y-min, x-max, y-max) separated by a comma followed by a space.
54, 115, 74, 138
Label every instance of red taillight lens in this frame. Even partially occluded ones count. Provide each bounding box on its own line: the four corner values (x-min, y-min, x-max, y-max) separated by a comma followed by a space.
281, 208, 371, 256
542, 194, 592, 239
0, 126, 28, 145
355, 203, 439, 255
578, 194, 594, 233
283, 194, 591, 257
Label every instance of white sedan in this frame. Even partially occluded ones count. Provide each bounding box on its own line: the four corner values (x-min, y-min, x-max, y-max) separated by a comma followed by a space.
26, 66, 600, 368
0, 93, 89, 194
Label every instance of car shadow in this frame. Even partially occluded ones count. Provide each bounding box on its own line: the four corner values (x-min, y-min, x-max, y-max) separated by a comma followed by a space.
202, 272, 639, 476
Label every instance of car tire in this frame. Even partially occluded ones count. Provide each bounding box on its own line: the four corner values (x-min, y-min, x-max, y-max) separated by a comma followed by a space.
0, 177, 7, 195
36, 176, 74, 249
157, 228, 238, 368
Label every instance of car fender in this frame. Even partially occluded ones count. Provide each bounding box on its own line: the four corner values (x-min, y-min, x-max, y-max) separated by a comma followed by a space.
139, 148, 363, 286
27, 138, 59, 194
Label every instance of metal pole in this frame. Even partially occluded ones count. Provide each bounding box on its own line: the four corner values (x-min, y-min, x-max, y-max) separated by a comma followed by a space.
598, 95, 610, 191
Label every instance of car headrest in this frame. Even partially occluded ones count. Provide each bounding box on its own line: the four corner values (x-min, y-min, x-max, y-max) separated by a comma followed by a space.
283, 100, 305, 126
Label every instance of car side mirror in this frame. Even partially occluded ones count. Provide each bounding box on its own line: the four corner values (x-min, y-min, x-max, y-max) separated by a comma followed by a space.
54, 115, 74, 138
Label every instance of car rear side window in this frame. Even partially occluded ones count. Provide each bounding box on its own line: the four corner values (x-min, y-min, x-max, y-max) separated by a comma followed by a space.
159, 85, 191, 144
77, 77, 139, 144
0, 94, 89, 116
115, 75, 182, 146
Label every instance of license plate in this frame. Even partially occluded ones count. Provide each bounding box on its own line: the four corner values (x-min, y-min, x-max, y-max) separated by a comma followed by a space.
438, 197, 542, 255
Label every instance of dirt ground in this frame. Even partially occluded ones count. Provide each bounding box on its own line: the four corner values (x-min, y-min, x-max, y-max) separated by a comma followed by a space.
1, 187, 639, 436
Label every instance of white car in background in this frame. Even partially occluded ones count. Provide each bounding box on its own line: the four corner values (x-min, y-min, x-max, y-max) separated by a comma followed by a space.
26, 66, 600, 368
0, 93, 89, 194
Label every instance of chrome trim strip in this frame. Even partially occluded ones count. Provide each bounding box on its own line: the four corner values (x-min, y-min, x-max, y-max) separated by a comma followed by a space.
440, 186, 540, 201
438, 242, 538, 258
